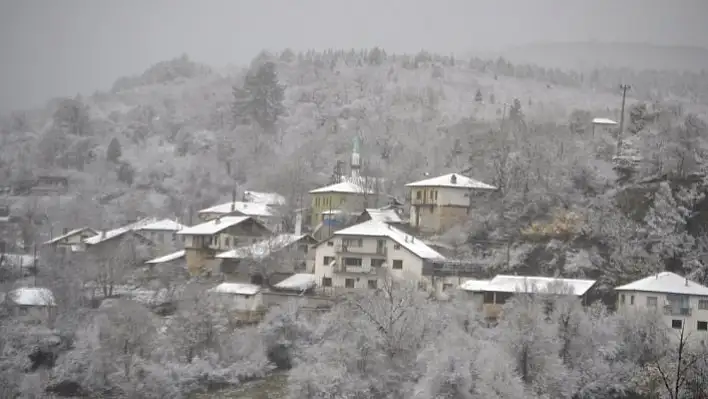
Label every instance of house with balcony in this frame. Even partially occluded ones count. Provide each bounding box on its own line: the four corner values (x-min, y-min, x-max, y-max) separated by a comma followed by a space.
177, 216, 271, 276
460, 275, 598, 321
615, 272, 708, 336
215, 233, 317, 284
312, 220, 451, 293
405, 173, 496, 234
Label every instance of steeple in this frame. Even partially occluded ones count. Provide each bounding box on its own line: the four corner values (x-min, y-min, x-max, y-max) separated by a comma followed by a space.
351, 135, 361, 178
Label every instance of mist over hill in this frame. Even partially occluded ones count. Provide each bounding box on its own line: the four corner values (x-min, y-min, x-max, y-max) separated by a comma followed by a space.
492, 41, 708, 72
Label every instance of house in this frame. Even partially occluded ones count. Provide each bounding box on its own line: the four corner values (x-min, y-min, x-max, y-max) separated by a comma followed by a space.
460, 275, 598, 321
177, 216, 271, 276
207, 282, 264, 316
134, 219, 187, 254
82, 220, 155, 263
198, 200, 282, 231
215, 233, 317, 284
405, 172, 496, 234
312, 220, 451, 293
32, 175, 69, 194
2, 287, 56, 320
309, 180, 384, 229
43, 227, 99, 254
243, 190, 286, 206
615, 272, 708, 336
355, 208, 405, 225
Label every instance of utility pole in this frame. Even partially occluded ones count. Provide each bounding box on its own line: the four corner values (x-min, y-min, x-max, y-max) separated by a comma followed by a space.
616, 84, 631, 156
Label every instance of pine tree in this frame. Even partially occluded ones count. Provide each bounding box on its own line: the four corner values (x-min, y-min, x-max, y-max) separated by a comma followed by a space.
232, 61, 285, 132
106, 137, 122, 163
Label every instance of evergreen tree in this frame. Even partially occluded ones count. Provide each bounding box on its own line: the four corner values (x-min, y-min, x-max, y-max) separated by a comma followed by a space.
106, 137, 122, 163
509, 98, 524, 124
232, 61, 285, 132
475, 89, 483, 103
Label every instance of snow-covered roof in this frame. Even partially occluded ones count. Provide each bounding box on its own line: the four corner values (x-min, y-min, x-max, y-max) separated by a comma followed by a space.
198, 201, 274, 217
615, 272, 708, 296
332, 220, 445, 260
216, 234, 308, 259
482, 275, 597, 296
592, 117, 618, 126
243, 191, 286, 205
364, 208, 402, 223
274, 273, 316, 291
405, 173, 497, 190
8, 287, 55, 306
459, 279, 491, 292
137, 219, 187, 232
208, 282, 261, 296
145, 250, 186, 264
84, 217, 156, 245
44, 227, 96, 245
177, 216, 252, 236
309, 181, 374, 194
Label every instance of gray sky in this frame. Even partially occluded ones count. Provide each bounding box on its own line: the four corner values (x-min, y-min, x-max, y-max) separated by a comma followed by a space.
1, 0, 707, 113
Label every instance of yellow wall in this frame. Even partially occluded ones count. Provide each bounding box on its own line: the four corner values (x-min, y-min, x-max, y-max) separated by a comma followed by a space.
310, 192, 365, 227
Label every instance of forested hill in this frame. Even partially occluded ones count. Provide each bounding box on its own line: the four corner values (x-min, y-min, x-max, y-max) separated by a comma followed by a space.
2, 49, 708, 288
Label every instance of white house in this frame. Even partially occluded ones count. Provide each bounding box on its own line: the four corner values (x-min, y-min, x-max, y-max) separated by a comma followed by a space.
615, 272, 708, 336
312, 220, 449, 293
460, 275, 597, 320
405, 173, 496, 234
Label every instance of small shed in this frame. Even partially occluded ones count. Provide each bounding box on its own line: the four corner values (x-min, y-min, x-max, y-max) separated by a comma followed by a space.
4, 287, 56, 319
208, 282, 263, 312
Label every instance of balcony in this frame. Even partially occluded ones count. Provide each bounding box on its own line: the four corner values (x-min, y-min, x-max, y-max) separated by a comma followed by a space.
664, 305, 692, 316
335, 245, 387, 257
335, 265, 384, 275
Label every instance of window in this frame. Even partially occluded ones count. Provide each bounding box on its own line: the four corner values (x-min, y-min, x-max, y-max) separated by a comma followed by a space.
698, 321, 708, 331
344, 257, 362, 266
416, 191, 421, 200
394, 243, 401, 250
647, 296, 658, 308
371, 258, 386, 268
250, 274, 264, 285
496, 292, 513, 304
620, 294, 625, 304
368, 280, 378, 289
224, 237, 230, 247
322, 277, 332, 287
699, 299, 708, 310
345, 278, 355, 288
327, 241, 334, 246
483, 292, 495, 304
443, 283, 453, 291
323, 256, 335, 265
343, 238, 363, 247
630, 295, 635, 305
392, 260, 403, 270
672, 319, 683, 329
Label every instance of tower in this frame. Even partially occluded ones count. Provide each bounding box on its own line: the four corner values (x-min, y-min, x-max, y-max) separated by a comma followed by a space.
351, 135, 361, 178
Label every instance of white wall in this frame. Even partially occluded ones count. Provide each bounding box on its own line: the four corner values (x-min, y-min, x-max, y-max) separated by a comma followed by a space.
436, 187, 470, 207
617, 290, 708, 337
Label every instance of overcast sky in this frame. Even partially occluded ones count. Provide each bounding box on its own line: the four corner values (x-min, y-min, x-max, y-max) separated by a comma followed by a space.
1, 0, 707, 113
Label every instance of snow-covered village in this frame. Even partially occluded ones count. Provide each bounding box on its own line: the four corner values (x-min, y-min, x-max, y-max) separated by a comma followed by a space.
3, 3, 708, 398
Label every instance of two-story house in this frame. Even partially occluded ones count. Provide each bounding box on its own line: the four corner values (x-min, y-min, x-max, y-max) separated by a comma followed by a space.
215, 233, 317, 284
615, 272, 708, 336
405, 173, 496, 234
177, 216, 271, 276
309, 181, 375, 229
460, 275, 598, 321
312, 220, 448, 293
43, 227, 99, 255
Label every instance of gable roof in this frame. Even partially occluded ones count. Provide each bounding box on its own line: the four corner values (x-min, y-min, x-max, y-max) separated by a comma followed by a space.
84, 218, 156, 245
330, 220, 444, 260
405, 173, 496, 190
208, 282, 261, 296
461, 275, 597, 296
137, 219, 187, 231
615, 272, 708, 296
198, 201, 274, 218
44, 227, 97, 245
216, 234, 313, 259
177, 216, 262, 236
363, 208, 403, 223
309, 181, 374, 194
243, 191, 286, 205
8, 287, 55, 306
145, 250, 186, 264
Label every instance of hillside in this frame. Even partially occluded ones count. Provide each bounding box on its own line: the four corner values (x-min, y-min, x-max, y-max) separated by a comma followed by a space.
495, 41, 708, 72
2, 49, 708, 287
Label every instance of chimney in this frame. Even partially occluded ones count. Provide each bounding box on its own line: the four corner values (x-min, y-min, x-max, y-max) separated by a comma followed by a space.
214, 217, 221, 225
294, 212, 302, 236
450, 174, 457, 184
101, 230, 106, 239
63, 227, 68, 234
411, 236, 415, 243
231, 189, 237, 212
685, 278, 689, 286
